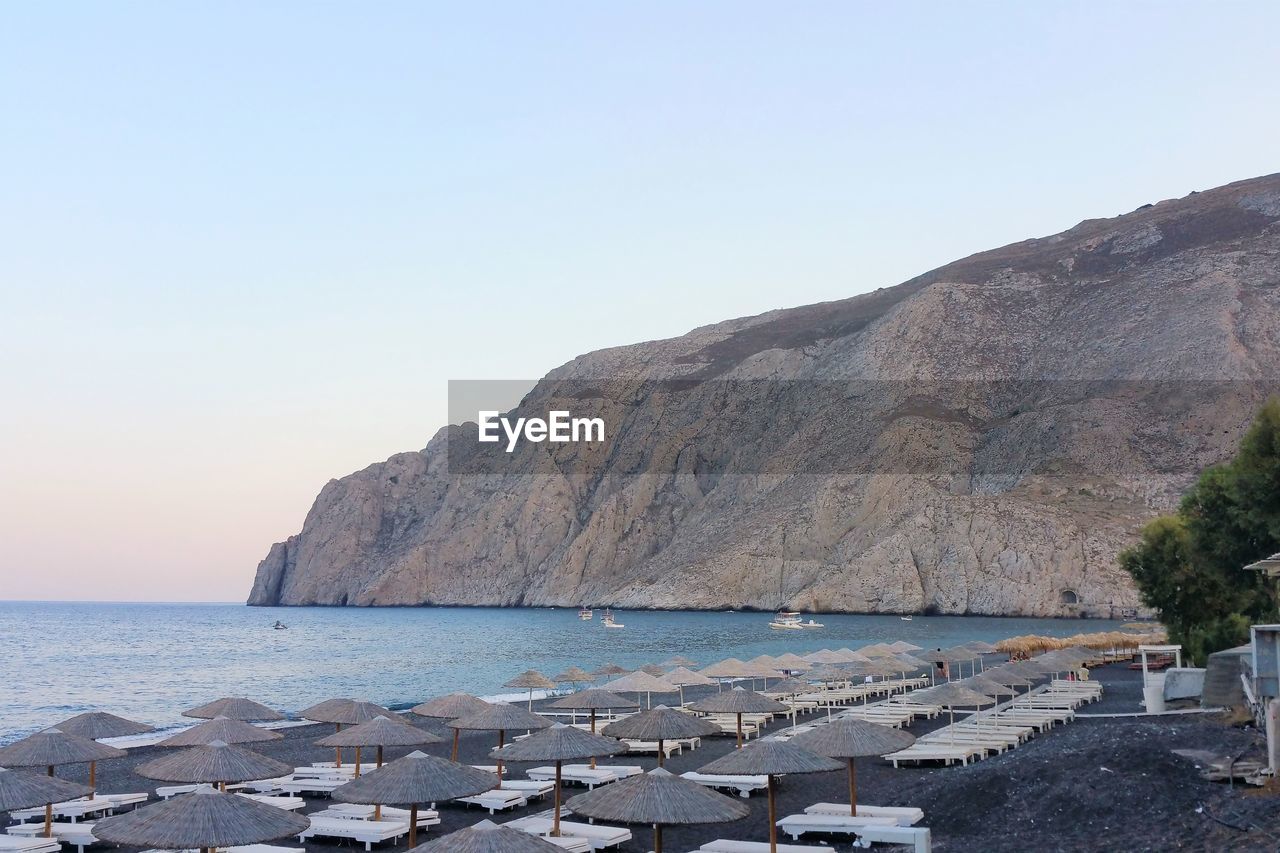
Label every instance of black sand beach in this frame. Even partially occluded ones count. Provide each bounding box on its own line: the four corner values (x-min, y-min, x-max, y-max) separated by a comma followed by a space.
5, 664, 1276, 852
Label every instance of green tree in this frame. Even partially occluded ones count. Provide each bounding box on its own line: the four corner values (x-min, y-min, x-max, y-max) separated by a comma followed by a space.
1120, 399, 1280, 664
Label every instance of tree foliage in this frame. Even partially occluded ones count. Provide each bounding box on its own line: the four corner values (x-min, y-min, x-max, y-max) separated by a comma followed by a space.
1120, 399, 1280, 664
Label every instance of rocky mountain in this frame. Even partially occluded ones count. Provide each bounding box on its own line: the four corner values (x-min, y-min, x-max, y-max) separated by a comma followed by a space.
249, 174, 1280, 616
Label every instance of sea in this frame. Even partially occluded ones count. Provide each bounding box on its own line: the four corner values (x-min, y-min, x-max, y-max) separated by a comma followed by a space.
0, 601, 1124, 742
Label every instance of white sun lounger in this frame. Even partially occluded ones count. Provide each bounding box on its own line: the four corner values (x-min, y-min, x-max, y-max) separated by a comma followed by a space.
157, 783, 248, 798
619, 739, 682, 758
0, 839, 61, 853
498, 779, 555, 799
885, 744, 983, 767
266, 776, 346, 796
7, 821, 98, 853
527, 766, 615, 789
504, 816, 632, 851
455, 788, 528, 813
699, 840, 831, 852
296, 815, 408, 850
312, 804, 440, 828
680, 772, 769, 798
138, 847, 305, 853
777, 813, 901, 839
803, 803, 924, 824
850, 825, 932, 853
541, 838, 591, 853
236, 793, 306, 811
10, 792, 148, 823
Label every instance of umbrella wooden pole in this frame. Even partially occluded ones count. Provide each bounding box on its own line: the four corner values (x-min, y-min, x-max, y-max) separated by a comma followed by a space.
653, 823, 663, 853
335, 723, 343, 768
376, 745, 384, 767
451, 728, 460, 761
552, 760, 563, 836
44, 765, 53, 838
590, 711, 597, 769
657, 738, 665, 768
767, 775, 778, 853
495, 730, 505, 788
409, 804, 418, 848
355, 747, 362, 777
736, 712, 743, 749
847, 757, 857, 816
88, 760, 96, 798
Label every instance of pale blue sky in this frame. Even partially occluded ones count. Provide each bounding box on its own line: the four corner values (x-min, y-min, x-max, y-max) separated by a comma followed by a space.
2, 2, 1278, 601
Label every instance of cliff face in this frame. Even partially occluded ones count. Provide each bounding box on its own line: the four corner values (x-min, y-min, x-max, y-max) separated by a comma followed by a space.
249, 174, 1280, 615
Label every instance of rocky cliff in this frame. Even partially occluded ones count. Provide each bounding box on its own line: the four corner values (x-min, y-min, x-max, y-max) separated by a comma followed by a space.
249, 174, 1280, 615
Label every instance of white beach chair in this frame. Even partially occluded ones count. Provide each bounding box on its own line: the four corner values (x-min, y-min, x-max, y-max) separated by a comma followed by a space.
698, 840, 831, 852
157, 783, 248, 798
679, 771, 769, 798
312, 804, 440, 829
504, 816, 632, 851
454, 788, 529, 813
527, 766, 617, 790
7, 821, 98, 853
498, 778, 555, 800
0, 838, 61, 853
803, 802, 924, 824
236, 793, 306, 811
296, 815, 409, 850
777, 812, 900, 839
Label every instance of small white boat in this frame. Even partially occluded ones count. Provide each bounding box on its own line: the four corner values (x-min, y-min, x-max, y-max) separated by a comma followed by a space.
769, 620, 805, 630
601, 609, 624, 629
900, 615, 913, 621
798, 619, 824, 628
578, 607, 593, 620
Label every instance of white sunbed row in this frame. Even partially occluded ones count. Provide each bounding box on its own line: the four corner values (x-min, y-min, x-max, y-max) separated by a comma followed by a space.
0, 838, 61, 853
454, 779, 555, 813
680, 771, 769, 798
138, 846, 303, 853
296, 815, 410, 850
9, 792, 148, 823
526, 764, 642, 790
312, 803, 440, 829
503, 814, 632, 851
7, 821, 98, 853
776, 805, 932, 852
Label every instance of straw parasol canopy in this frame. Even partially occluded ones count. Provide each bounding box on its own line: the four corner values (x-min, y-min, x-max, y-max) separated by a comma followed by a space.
698, 658, 752, 679
411, 693, 489, 759
791, 718, 915, 815
93, 787, 309, 853
659, 656, 698, 668
0, 727, 126, 810
604, 671, 677, 709
592, 662, 629, 678
135, 740, 293, 785
762, 677, 813, 696
49, 712, 153, 740
317, 715, 440, 774
661, 666, 715, 705
490, 723, 624, 837
334, 750, 498, 847
689, 687, 786, 749
888, 641, 923, 652
548, 689, 638, 731
0, 767, 92, 838
963, 640, 1001, 655
408, 818, 564, 852
639, 664, 669, 677
449, 703, 552, 785
300, 698, 392, 725
503, 670, 557, 711
699, 740, 841, 853
771, 653, 813, 672
158, 717, 283, 748
805, 664, 850, 683
183, 697, 284, 722
566, 767, 748, 853
980, 667, 1033, 690
552, 666, 595, 686
602, 706, 720, 767
914, 682, 996, 741
955, 675, 1011, 699
802, 649, 847, 664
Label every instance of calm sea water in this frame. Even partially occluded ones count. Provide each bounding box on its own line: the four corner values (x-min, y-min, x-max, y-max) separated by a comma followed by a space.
0, 602, 1122, 742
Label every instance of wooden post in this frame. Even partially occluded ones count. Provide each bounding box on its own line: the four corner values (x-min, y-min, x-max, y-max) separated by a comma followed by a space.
736, 713, 743, 749
590, 710, 598, 769
495, 730, 505, 789
451, 728, 460, 761
654, 823, 663, 853
409, 804, 418, 848
354, 746, 362, 777
376, 745, 384, 768
847, 757, 857, 816
88, 761, 96, 799
657, 739, 665, 768
335, 723, 343, 768
552, 761, 563, 836
767, 775, 777, 853
44, 765, 52, 838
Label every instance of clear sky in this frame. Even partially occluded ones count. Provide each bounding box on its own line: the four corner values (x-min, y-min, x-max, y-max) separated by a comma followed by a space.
2, 2, 1278, 602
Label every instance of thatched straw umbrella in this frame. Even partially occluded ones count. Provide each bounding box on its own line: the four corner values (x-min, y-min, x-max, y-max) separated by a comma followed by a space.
411, 694, 489, 760
689, 687, 786, 749
981, 667, 1033, 696
334, 751, 497, 847
300, 699, 392, 768
547, 689, 635, 769
601, 705, 719, 767
0, 767, 92, 839
408, 818, 563, 852
491, 724, 623, 837
135, 740, 293, 790
659, 656, 698, 668
592, 663, 629, 679
699, 740, 841, 853
552, 666, 594, 690
503, 670, 557, 711
771, 653, 813, 672
913, 683, 995, 742
802, 649, 846, 665
888, 641, 922, 653
449, 703, 551, 785
317, 715, 440, 779
158, 716, 283, 748
697, 658, 750, 689
183, 697, 284, 722
662, 667, 715, 705
49, 712, 153, 741
917, 648, 967, 682
94, 786, 308, 853
791, 718, 915, 815
0, 728, 125, 821
639, 664, 669, 677
604, 671, 677, 709
567, 767, 748, 853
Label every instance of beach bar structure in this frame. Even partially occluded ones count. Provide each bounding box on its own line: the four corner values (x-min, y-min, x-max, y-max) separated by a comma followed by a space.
1138, 645, 1183, 712
1248, 624, 1280, 773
